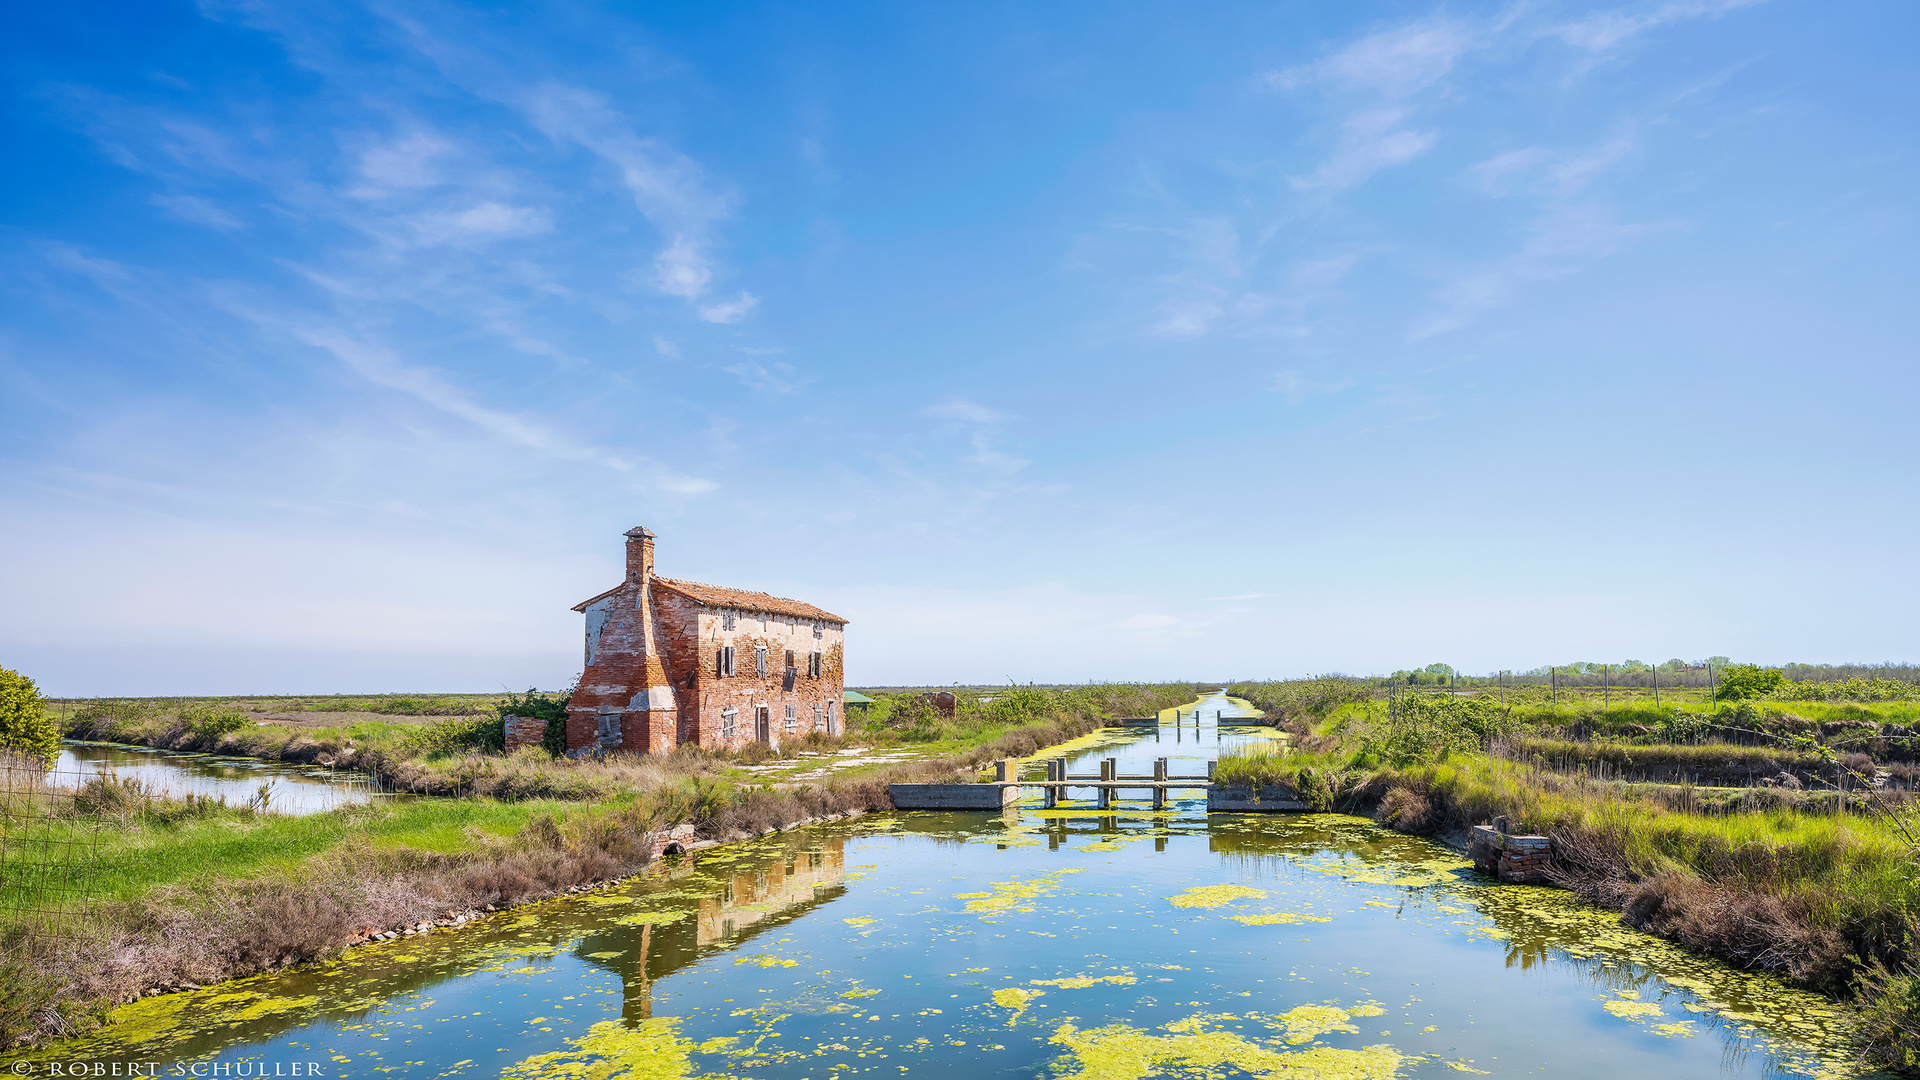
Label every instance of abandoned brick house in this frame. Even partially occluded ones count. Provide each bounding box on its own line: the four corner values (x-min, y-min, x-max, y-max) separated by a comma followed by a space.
517, 527, 848, 755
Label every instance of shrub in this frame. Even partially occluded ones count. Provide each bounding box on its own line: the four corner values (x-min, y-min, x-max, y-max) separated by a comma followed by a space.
498, 688, 572, 757
1354, 694, 1504, 765
1856, 960, 1920, 1072
404, 716, 507, 755
1715, 664, 1786, 700
0, 667, 59, 763
181, 705, 251, 741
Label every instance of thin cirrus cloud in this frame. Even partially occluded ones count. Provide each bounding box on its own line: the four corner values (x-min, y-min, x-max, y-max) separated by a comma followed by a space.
924, 398, 1027, 472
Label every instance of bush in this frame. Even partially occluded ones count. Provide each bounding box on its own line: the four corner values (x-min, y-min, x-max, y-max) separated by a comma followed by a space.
1353, 694, 1504, 766
1715, 664, 1786, 700
181, 705, 251, 741
1856, 960, 1920, 1072
498, 688, 572, 757
0, 667, 59, 763
404, 716, 507, 755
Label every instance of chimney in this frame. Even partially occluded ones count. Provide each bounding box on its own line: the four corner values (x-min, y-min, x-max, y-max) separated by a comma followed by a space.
624, 526, 656, 584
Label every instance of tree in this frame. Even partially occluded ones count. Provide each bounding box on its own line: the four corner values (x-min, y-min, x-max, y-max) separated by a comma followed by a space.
0, 667, 60, 764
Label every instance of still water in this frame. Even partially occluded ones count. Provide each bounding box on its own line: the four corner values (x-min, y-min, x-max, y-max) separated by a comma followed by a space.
56, 741, 389, 815
10, 698, 1866, 1079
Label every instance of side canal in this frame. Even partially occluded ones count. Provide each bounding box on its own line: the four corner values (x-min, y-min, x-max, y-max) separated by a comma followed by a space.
5, 695, 1867, 1079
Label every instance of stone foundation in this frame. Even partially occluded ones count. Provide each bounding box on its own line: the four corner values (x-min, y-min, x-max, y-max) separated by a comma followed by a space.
1470, 816, 1553, 883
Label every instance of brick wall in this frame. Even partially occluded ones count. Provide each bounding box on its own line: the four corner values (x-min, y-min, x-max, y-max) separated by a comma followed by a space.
654, 590, 844, 752
565, 579, 677, 754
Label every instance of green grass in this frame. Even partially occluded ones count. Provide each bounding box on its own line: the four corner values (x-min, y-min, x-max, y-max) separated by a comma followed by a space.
1398, 753, 1917, 912
3, 794, 590, 912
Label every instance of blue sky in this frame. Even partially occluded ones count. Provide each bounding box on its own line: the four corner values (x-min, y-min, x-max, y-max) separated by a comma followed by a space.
3, 1, 1916, 695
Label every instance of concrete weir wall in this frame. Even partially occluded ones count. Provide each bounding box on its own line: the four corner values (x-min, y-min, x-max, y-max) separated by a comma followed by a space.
1206, 786, 1311, 812
887, 784, 1022, 810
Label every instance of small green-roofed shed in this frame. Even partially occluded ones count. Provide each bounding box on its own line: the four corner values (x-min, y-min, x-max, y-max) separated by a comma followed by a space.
843, 690, 875, 714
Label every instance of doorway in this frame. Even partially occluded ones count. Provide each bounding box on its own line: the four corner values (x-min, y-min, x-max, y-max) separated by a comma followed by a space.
755, 706, 771, 745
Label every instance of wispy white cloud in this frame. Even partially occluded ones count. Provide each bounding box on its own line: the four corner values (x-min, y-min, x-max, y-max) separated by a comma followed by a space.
723, 360, 803, 394
151, 194, 244, 230
924, 397, 1029, 472
1412, 205, 1661, 339
1271, 369, 1356, 406
1548, 0, 1768, 53
291, 324, 632, 468
1467, 137, 1636, 197
1273, 18, 1478, 98
697, 291, 759, 324
926, 397, 1011, 424
1291, 108, 1437, 190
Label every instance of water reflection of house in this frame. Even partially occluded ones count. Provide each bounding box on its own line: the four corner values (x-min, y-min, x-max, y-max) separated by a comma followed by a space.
574, 837, 847, 1023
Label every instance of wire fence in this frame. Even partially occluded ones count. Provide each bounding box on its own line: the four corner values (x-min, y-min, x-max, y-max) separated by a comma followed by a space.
0, 755, 101, 958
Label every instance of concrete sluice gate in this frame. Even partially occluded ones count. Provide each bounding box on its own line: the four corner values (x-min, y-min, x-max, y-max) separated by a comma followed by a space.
890, 690, 1302, 812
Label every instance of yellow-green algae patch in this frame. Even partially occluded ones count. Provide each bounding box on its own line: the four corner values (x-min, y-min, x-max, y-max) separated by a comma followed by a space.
842, 916, 876, 927
1169, 884, 1266, 908
1046, 1015, 1403, 1080
1230, 912, 1331, 925
615, 910, 689, 927
733, 953, 798, 968
499, 1016, 730, 1080
955, 867, 1086, 914
991, 986, 1043, 1022
1267, 1004, 1360, 1045
1032, 974, 1137, 989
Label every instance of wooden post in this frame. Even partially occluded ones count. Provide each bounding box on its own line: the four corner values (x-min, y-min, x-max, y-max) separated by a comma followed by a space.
1152, 758, 1168, 810
1098, 758, 1116, 809
995, 759, 1013, 783
1653, 665, 1660, 706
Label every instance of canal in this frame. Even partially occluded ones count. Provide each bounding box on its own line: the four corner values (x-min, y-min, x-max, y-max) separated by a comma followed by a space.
57, 740, 391, 815
6, 695, 1863, 1078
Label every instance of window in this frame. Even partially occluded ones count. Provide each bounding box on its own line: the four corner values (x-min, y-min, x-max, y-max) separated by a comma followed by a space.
812, 702, 821, 730
784, 704, 797, 734
718, 646, 735, 678
784, 649, 795, 670
721, 611, 735, 631
754, 646, 767, 678
596, 712, 620, 745
813, 624, 823, 639
721, 707, 737, 740
808, 651, 822, 678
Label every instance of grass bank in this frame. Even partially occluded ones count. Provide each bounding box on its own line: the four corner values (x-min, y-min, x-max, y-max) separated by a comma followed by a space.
1223, 677, 1920, 1073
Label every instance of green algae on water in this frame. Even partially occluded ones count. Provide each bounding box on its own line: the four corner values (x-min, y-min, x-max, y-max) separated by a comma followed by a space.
499, 1016, 728, 1080
1046, 1014, 1404, 1080
1169, 884, 1266, 909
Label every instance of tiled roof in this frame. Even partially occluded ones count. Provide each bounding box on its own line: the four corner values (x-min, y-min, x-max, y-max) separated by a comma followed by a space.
653, 576, 848, 624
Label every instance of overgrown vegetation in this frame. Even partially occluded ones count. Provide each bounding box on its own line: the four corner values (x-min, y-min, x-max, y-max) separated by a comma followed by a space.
1224, 673, 1920, 1074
